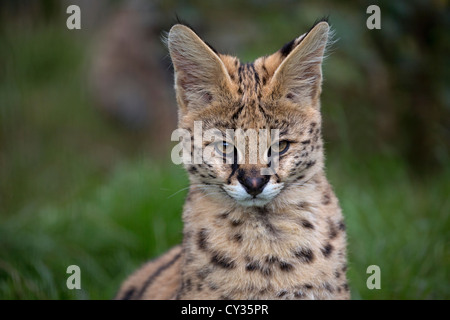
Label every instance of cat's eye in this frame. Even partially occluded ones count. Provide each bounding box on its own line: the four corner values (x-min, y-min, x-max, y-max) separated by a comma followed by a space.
269, 140, 290, 156
214, 141, 235, 157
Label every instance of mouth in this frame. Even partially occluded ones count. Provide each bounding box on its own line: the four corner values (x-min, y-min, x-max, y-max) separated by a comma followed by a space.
221, 182, 284, 207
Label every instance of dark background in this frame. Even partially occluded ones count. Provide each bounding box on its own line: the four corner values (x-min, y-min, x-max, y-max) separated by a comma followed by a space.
0, 0, 448, 299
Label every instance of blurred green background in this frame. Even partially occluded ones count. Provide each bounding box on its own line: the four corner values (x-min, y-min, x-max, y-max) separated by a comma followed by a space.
0, 0, 449, 300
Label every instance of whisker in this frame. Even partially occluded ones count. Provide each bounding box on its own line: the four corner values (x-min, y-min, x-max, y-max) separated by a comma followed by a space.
167, 186, 191, 199
166, 183, 214, 199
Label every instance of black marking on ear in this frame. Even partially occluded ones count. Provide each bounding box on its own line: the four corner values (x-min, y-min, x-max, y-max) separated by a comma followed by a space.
174, 14, 194, 29
278, 16, 329, 61
305, 16, 330, 36
174, 16, 219, 54
280, 38, 296, 57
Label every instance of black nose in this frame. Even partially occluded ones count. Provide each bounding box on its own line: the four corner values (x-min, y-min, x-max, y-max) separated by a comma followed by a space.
238, 175, 269, 197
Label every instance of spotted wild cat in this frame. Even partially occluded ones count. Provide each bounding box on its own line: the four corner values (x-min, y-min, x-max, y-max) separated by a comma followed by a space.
116, 19, 350, 300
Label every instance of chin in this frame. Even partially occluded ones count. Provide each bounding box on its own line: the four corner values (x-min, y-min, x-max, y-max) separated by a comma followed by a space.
236, 197, 272, 207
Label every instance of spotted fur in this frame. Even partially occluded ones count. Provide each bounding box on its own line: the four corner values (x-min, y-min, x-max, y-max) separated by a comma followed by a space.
116, 19, 349, 300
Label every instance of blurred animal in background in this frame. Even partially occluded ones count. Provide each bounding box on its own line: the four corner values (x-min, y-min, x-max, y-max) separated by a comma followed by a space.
88, 0, 177, 147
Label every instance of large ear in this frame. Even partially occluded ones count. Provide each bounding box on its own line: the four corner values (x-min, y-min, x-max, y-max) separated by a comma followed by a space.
269, 21, 330, 108
167, 24, 232, 112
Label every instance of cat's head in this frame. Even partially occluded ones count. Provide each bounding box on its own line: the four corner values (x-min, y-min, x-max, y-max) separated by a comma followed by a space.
167, 20, 331, 207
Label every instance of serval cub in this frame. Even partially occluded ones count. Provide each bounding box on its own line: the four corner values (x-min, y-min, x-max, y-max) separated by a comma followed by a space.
116, 19, 349, 300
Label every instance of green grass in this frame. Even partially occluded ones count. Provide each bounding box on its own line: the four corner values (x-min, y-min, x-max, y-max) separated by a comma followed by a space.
328, 153, 450, 299
0, 18, 448, 300
0, 159, 187, 299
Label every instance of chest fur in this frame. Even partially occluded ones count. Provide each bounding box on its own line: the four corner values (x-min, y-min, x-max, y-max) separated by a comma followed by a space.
177, 176, 349, 300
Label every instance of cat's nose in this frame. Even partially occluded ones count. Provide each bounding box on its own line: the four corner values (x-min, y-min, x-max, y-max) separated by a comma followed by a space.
238, 176, 269, 197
